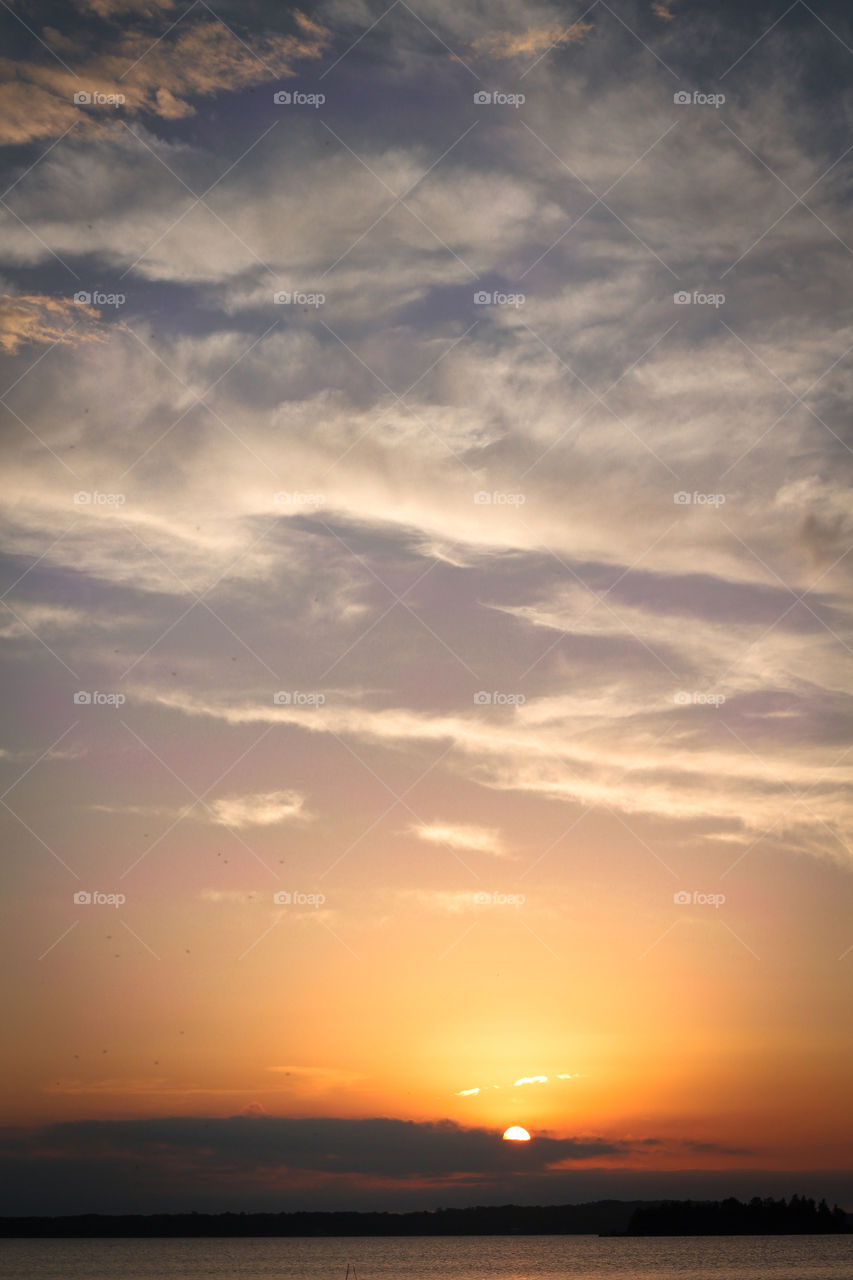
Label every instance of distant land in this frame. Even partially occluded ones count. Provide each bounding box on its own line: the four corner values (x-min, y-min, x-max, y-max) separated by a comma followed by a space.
1, 1197, 850, 1238
624, 1195, 850, 1236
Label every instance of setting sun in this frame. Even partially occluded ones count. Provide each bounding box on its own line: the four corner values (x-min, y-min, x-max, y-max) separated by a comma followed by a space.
502, 1127, 531, 1142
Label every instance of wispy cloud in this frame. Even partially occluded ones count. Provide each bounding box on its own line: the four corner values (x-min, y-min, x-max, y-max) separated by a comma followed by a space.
0, 293, 106, 353
0, 11, 329, 144
471, 22, 593, 59
207, 790, 310, 828
408, 821, 508, 856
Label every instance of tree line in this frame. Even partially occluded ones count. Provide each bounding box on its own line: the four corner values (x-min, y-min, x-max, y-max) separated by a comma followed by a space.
1, 1196, 850, 1237
626, 1195, 849, 1235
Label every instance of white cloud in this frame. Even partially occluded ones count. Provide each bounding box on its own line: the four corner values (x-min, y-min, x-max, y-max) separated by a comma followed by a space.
207, 790, 309, 828
1, 0, 850, 890
408, 821, 507, 856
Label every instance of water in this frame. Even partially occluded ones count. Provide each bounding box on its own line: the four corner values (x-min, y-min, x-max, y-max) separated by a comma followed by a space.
1, 1235, 851, 1279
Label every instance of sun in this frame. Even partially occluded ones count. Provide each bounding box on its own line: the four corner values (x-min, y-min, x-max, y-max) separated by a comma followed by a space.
502, 1125, 531, 1141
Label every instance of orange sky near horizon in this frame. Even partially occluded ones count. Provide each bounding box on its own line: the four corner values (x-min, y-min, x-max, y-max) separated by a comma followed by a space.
7, 789, 852, 1178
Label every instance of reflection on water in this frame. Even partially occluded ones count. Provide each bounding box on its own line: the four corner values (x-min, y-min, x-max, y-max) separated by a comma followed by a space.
1, 1233, 852, 1280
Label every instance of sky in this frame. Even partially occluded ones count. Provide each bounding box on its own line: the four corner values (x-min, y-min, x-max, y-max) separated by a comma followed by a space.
1, 0, 852, 1216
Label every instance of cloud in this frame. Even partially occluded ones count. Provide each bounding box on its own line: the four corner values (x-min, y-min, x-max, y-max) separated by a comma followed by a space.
78, 0, 177, 16
408, 821, 507, 856
0, 1113, 780, 1215
199, 889, 262, 904
135, 686, 853, 863
266, 1066, 366, 1092
472, 21, 593, 59
1, 1115, 637, 1181
207, 790, 309, 828
89, 803, 173, 817
457, 1073, 579, 1096
241, 1101, 267, 1116
0, 11, 329, 143
0, 294, 106, 353
41, 1076, 173, 1096
681, 1139, 754, 1157
391, 890, 491, 916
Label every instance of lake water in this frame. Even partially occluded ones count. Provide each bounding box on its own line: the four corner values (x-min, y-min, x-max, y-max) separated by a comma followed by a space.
1, 1235, 851, 1279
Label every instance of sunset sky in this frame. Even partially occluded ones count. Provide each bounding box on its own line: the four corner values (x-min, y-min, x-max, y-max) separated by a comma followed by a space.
1, 0, 852, 1215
